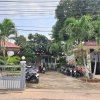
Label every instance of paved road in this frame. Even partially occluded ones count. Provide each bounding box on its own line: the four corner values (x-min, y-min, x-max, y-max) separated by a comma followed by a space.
0, 72, 100, 100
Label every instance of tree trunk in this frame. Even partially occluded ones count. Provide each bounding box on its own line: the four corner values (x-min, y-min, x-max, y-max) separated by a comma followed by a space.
83, 54, 89, 78
55, 57, 57, 70
0, 37, 1, 50
81, 42, 89, 78
93, 55, 97, 79
2, 36, 6, 62
2, 37, 6, 58
3, 41, 6, 58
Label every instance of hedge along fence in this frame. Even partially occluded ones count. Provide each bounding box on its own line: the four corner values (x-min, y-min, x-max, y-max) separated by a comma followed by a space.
0, 56, 21, 65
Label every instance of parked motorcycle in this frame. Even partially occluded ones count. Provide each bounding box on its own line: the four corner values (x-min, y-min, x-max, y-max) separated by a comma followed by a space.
26, 66, 39, 83
42, 67, 46, 74
72, 68, 84, 78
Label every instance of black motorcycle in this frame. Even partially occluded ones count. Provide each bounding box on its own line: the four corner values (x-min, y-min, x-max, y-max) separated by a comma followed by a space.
26, 66, 39, 83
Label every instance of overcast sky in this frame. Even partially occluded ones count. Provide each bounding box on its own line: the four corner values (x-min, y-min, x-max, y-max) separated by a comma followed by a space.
0, 0, 60, 39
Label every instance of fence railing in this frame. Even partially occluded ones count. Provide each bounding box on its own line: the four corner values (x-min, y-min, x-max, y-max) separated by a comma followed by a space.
0, 65, 25, 90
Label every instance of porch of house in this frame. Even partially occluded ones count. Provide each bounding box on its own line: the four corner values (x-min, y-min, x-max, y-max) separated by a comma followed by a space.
73, 41, 100, 75
35, 55, 57, 71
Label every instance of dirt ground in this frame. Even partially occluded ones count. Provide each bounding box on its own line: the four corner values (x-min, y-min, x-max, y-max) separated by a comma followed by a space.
0, 71, 100, 100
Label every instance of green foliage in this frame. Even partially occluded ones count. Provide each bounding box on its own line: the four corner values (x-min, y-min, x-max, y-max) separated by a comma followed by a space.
27, 33, 50, 55
52, 20, 63, 42
28, 33, 33, 41
15, 34, 35, 64
0, 18, 16, 37
62, 15, 95, 53
58, 57, 67, 64
15, 35, 26, 48
0, 18, 17, 57
57, 57, 67, 69
7, 56, 20, 65
0, 56, 6, 65
33, 33, 49, 44
93, 19, 100, 45
75, 51, 87, 66
52, 0, 100, 42
14, 33, 50, 64
20, 44, 35, 64
0, 56, 20, 65
49, 42, 61, 56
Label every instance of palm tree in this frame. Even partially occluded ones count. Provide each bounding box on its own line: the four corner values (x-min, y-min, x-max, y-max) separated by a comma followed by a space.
62, 15, 94, 77
92, 19, 100, 78
0, 18, 17, 58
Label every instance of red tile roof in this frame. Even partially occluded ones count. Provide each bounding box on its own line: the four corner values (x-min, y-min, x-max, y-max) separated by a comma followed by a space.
84, 41, 97, 46
74, 41, 97, 52
0, 41, 20, 48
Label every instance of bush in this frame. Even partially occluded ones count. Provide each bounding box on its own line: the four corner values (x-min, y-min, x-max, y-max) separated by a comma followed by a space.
7, 56, 21, 65
0, 59, 6, 65
0, 56, 6, 65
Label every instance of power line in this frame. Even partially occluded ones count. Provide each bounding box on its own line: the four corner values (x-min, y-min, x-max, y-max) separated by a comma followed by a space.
17, 28, 52, 32
0, 12, 54, 15
10, 17, 55, 20
0, 6, 56, 8
16, 26, 52, 28
0, 0, 58, 16
0, 8, 56, 14
0, 10, 55, 12
0, 1, 59, 3
0, 8, 56, 10
0, 0, 58, 31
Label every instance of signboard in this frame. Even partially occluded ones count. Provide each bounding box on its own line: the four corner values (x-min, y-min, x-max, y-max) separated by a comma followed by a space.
7, 51, 14, 56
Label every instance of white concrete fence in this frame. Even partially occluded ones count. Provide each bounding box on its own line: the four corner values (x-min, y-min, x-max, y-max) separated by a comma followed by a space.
0, 64, 26, 90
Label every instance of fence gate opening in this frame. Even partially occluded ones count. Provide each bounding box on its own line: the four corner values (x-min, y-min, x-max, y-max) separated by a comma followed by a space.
0, 65, 26, 90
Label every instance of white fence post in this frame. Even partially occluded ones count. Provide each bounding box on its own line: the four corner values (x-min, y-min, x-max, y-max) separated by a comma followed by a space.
20, 61, 26, 90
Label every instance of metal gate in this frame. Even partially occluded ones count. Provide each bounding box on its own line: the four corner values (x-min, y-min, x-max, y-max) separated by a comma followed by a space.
0, 64, 26, 90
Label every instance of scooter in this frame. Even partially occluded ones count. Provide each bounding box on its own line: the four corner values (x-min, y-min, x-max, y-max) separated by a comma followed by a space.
26, 66, 39, 83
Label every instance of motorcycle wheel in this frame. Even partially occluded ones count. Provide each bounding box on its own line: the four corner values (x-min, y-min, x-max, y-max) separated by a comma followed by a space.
31, 77, 39, 83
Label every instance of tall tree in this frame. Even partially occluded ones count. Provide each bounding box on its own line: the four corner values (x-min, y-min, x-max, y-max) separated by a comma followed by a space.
49, 42, 61, 56
27, 33, 51, 67
15, 35, 26, 48
15, 35, 35, 63
63, 15, 94, 54
28, 33, 50, 54
0, 18, 17, 58
92, 19, 100, 78
63, 15, 96, 77
52, 0, 100, 41
28, 33, 33, 41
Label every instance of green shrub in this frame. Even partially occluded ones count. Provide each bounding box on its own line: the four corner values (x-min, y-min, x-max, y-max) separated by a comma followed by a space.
0, 59, 6, 65
7, 56, 21, 65
0, 56, 6, 65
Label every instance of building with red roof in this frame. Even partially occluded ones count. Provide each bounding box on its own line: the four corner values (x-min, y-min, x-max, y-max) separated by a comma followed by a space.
73, 41, 100, 74
0, 41, 20, 54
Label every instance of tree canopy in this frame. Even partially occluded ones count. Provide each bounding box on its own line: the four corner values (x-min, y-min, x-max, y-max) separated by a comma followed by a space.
52, 0, 100, 41
15, 35, 26, 48
0, 19, 17, 37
